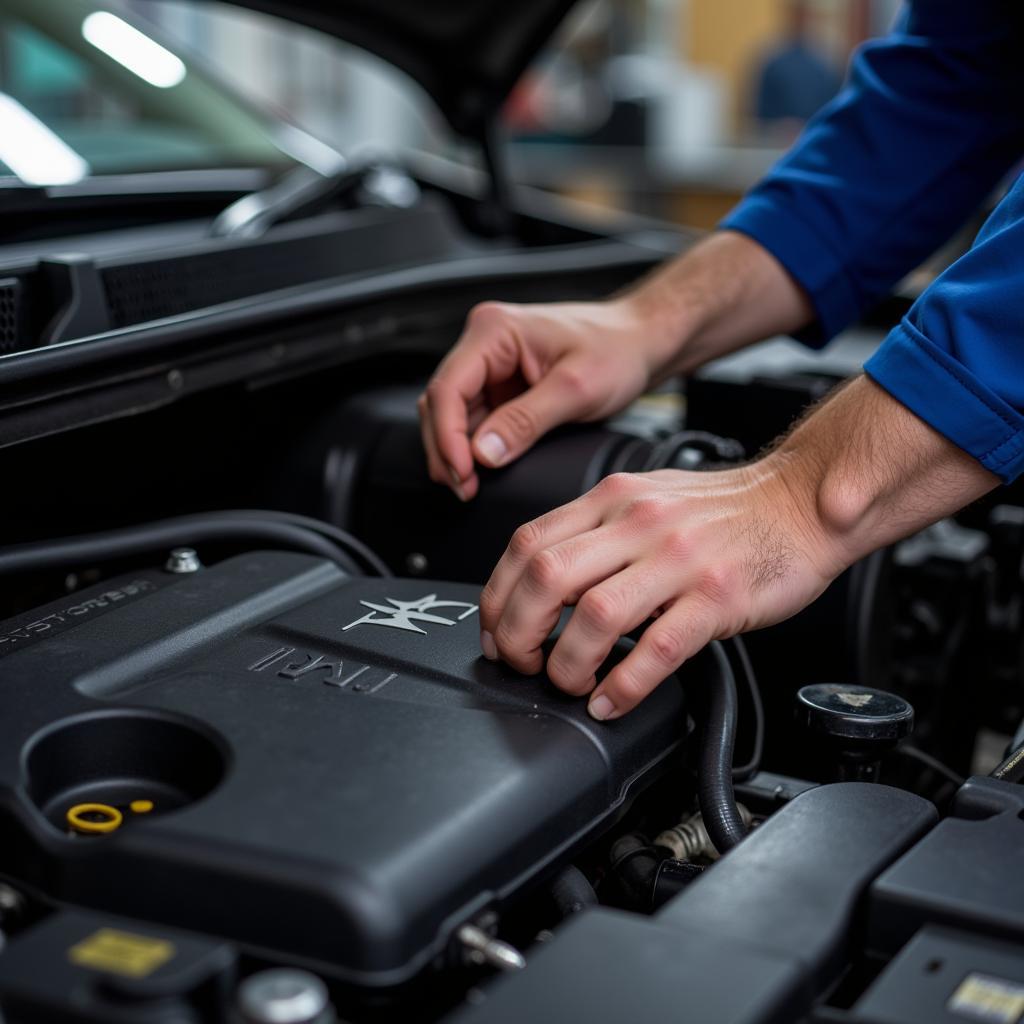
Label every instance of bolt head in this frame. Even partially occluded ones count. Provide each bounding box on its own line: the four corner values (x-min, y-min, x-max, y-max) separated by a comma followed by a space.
236, 969, 329, 1024
165, 548, 202, 574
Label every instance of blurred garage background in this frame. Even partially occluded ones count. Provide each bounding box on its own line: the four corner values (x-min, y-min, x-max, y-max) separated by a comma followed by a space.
100, 0, 900, 228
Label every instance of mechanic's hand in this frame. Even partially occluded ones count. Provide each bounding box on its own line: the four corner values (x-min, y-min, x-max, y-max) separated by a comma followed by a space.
479, 461, 846, 719
419, 299, 668, 501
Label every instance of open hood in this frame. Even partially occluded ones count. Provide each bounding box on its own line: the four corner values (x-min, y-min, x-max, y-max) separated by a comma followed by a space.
184, 0, 581, 139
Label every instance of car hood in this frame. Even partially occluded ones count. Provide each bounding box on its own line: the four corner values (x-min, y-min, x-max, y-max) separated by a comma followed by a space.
180, 0, 580, 138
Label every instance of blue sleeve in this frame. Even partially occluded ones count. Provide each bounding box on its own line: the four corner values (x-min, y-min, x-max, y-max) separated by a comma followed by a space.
721, 1, 1024, 346
865, 176, 1024, 483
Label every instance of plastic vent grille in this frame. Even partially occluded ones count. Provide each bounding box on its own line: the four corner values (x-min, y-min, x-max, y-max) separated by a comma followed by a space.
102, 247, 329, 329
99, 206, 457, 329
0, 279, 23, 354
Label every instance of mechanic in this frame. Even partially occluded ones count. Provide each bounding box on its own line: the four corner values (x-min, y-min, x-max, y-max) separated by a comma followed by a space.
418, 3, 1022, 723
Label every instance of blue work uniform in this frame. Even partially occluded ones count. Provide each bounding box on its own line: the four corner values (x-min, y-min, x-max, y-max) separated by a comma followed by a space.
722, 1, 1024, 482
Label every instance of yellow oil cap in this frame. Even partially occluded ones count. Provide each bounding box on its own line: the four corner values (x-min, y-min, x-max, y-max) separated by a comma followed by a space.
66, 803, 123, 835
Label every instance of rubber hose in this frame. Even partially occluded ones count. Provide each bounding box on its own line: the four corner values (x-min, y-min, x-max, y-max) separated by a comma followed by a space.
608, 833, 663, 910
217, 509, 391, 576
698, 642, 748, 854
548, 865, 597, 918
0, 514, 362, 576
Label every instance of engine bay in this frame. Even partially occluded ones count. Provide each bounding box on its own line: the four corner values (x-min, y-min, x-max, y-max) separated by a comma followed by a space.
2, 358, 1024, 1024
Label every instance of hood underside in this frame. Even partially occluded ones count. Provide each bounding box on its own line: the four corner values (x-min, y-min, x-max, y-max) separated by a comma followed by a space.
172, 0, 580, 137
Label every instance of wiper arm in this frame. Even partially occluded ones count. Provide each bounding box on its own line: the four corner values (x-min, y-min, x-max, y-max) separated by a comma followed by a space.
210, 159, 420, 240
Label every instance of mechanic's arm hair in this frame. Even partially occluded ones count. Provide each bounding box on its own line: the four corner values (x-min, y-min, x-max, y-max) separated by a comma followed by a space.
789, 375, 1000, 564
621, 229, 816, 379
479, 374, 1000, 720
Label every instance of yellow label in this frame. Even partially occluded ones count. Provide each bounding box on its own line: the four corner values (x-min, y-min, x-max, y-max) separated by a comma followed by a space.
949, 973, 1024, 1023
68, 928, 175, 978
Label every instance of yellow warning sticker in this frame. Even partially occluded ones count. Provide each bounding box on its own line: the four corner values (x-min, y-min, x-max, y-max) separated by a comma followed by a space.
949, 973, 1024, 1024
68, 928, 175, 978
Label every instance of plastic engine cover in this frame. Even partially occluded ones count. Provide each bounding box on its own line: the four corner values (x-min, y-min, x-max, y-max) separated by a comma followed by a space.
0, 552, 685, 986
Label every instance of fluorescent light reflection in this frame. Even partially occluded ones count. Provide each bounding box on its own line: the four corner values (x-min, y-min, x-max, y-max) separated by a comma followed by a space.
0, 94, 88, 185
82, 12, 187, 89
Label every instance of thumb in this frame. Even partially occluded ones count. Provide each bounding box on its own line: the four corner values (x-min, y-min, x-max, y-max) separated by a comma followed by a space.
472, 363, 592, 467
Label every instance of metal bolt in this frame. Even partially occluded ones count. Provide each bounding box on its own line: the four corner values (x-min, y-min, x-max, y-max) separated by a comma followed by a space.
236, 969, 332, 1024
165, 548, 202, 574
457, 924, 526, 972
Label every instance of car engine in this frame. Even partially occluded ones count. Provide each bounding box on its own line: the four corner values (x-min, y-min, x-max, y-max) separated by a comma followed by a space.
2, 364, 1024, 1024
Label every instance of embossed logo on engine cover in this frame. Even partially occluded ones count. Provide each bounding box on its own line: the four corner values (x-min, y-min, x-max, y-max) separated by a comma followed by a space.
248, 645, 397, 693
342, 594, 478, 635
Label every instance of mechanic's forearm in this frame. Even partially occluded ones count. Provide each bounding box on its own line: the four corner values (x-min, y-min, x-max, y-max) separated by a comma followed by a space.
619, 229, 815, 380
767, 375, 1000, 571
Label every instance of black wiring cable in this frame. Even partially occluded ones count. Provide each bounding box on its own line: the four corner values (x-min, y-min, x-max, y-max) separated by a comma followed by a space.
0, 512, 377, 578
223, 509, 391, 576
897, 743, 966, 789
726, 635, 764, 783
697, 641, 749, 855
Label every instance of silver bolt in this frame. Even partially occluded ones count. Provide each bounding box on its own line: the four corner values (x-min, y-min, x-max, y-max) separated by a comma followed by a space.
236, 969, 331, 1024
457, 924, 526, 972
165, 548, 202, 574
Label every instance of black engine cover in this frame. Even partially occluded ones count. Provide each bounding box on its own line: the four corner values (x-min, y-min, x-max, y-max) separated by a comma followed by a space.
0, 553, 685, 986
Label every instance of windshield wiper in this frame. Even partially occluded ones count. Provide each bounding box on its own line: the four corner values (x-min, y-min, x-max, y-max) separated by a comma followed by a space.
210, 159, 421, 240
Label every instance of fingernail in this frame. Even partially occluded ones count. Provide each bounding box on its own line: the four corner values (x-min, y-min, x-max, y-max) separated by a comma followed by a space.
588, 694, 616, 721
480, 630, 497, 660
477, 432, 508, 467
447, 466, 468, 502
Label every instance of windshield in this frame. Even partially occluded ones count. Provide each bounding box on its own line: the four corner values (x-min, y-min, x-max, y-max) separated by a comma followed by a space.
0, 0, 305, 184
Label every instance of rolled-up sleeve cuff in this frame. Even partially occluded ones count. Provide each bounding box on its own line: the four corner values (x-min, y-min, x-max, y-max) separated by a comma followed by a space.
865, 318, 1024, 482
720, 195, 863, 348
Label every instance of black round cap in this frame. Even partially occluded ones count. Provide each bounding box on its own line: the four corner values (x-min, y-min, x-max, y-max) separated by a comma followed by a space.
796, 684, 914, 743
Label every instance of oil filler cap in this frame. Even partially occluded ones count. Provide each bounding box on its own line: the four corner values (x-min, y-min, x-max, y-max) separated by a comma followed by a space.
796, 684, 914, 783
796, 684, 914, 743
